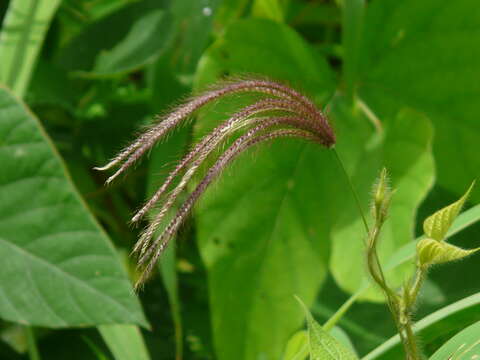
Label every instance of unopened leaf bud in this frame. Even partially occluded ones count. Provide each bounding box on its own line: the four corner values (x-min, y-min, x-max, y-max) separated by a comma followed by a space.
371, 168, 392, 222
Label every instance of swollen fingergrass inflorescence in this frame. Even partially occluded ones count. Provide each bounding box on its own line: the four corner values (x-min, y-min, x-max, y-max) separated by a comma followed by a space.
96, 78, 336, 287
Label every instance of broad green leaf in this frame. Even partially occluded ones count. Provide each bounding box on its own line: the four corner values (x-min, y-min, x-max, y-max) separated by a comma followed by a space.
98, 325, 150, 360
170, 0, 223, 74
196, 18, 335, 102
358, 0, 480, 202
429, 321, 480, 360
0, 0, 61, 97
330, 108, 434, 301
194, 18, 335, 360
0, 86, 146, 327
423, 183, 475, 241
283, 330, 308, 360
91, 10, 174, 76
362, 292, 480, 360
56, 0, 167, 72
296, 296, 358, 360
342, 0, 365, 100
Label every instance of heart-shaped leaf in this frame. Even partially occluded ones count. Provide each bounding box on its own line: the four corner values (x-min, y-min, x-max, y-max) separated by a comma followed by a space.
194, 18, 335, 360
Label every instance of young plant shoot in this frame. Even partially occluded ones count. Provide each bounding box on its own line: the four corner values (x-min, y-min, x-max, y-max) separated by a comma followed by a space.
364, 171, 477, 360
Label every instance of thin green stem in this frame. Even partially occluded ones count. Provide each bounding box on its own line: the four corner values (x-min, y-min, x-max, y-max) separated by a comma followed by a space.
323, 290, 362, 331
332, 149, 370, 234
25, 326, 41, 360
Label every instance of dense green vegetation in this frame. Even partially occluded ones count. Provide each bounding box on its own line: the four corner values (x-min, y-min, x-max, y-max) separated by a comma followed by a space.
0, 0, 479, 359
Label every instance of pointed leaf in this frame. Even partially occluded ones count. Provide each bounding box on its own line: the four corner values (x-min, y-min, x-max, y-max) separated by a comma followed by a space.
0, 87, 146, 327
433, 242, 479, 265
416, 238, 445, 266
295, 296, 358, 360
417, 238, 479, 267
98, 325, 150, 360
423, 183, 475, 241
91, 10, 175, 76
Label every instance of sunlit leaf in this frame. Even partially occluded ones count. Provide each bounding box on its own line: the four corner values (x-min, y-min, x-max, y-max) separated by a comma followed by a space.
423, 183, 475, 241
417, 238, 479, 267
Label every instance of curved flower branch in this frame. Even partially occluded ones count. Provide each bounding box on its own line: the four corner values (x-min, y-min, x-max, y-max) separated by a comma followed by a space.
96, 78, 336, 288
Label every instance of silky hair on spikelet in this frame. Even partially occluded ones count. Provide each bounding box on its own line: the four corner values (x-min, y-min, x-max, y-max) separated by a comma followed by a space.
96, 77, 336, 288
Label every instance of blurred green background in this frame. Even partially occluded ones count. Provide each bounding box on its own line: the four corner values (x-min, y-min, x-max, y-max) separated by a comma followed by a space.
0, 0, 479, 359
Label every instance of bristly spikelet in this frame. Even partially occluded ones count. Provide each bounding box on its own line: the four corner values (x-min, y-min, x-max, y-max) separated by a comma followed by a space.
95, 77, 336, 288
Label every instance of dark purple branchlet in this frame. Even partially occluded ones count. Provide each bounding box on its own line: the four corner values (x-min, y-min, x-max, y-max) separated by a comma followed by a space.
96, 78, 335, 288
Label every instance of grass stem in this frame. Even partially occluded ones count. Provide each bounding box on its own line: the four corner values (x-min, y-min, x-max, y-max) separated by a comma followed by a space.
332, 148, 370, 234
25, 326, 41, 360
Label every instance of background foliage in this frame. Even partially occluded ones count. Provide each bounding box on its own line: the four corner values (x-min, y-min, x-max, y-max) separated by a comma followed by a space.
0, 0, 479, 359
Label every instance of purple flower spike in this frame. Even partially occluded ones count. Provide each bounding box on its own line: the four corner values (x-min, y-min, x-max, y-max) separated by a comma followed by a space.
96, 77, 335, 287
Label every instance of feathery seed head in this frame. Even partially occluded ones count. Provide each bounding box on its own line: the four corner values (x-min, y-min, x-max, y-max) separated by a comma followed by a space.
95, 77, 335, 288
